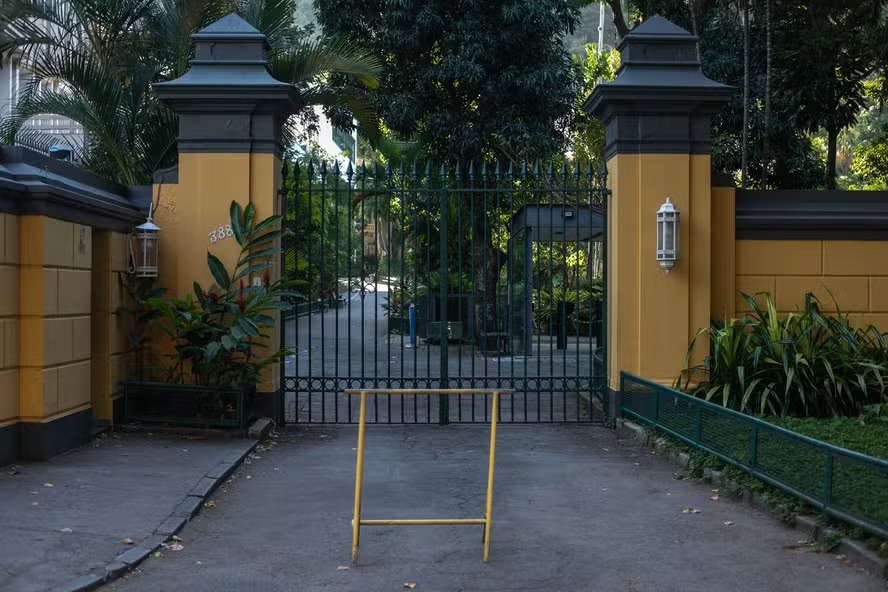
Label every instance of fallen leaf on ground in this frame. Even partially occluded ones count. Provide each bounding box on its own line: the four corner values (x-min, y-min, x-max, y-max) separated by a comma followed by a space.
403, 584, 417, 589
163, 542, 184, 552
724, 521, 734, 526
205, 500, 216, 508
681, 508, 701, 514
172, 535, 183, 542
710, 495, 720, 501
121, 538, 135, 545
152, 551, 163, 558
337, 566, 351, 571
43, 483, 54, 488
61, 528, 72, 533
712, 489, 719, 493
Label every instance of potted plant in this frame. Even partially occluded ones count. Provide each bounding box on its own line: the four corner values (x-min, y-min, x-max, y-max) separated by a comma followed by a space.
123, 201, 293, 429
382, 276, 413, 333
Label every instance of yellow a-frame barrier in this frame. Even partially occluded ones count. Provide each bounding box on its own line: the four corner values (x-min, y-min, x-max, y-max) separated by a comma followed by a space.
346, 389, 511, 563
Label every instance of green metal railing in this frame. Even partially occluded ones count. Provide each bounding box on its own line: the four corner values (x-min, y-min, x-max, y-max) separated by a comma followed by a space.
620, 372, 888, 540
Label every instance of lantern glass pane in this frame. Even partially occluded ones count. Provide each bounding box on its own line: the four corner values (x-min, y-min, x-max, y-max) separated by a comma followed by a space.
657, 219, 664, 251
142, 236, 156, 266
664, 220, 674, 253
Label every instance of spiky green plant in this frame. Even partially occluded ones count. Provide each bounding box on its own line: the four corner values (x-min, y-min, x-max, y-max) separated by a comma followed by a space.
680, 292, 888, 418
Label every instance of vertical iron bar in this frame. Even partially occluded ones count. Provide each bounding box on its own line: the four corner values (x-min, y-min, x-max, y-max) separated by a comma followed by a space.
307, 161, 315, 422
319, 162, 328, 422
280, 159, 289, 426
456, 162, 464, 423
439, 164, 450, 425
600, 162, 609, 421
469, 162, 477, 422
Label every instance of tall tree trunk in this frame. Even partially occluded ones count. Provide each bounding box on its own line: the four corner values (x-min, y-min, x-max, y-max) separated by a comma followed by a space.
741, 0, 750, 189
826, 126, 838, 189
604, 0, 631, 39
761, 0, 772, 188
472, 212, 506, 331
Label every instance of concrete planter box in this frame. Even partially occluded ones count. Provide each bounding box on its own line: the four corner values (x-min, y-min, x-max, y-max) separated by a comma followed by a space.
388, 315, 409, 333
123, 382, 255, 429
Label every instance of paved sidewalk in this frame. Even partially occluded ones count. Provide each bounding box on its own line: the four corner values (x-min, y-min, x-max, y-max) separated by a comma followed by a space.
0, 432, 256, 592
108, 426, 883, 592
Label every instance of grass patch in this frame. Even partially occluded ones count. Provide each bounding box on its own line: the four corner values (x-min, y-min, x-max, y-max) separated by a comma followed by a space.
770, 416, 888, 460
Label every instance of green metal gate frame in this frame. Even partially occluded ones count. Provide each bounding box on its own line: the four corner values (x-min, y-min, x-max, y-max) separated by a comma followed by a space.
280, 159, 609, 425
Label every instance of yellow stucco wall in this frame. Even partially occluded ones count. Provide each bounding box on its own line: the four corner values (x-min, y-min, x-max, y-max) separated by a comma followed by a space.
607, 153, 712, 388
0, 213, 19, 427
0, 213, 129, 431
152, 153, 281, 393
736, 240, 888, 330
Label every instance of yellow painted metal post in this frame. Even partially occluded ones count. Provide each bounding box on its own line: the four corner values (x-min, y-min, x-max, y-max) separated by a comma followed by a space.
351, 391, 368, 562
482, 391, 499, 562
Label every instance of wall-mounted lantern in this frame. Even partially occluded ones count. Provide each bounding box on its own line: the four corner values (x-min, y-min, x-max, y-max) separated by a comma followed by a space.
130, 205, 160, 278
656, 197, 680, 273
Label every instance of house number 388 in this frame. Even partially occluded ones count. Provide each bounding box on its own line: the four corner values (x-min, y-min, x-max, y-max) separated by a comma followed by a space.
209, 225, 234, 243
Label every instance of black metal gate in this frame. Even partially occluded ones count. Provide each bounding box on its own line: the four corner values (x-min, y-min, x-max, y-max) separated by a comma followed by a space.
280, 159, 608, 424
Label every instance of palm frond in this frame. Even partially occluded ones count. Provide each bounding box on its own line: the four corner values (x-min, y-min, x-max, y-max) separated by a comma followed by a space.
270, 37, 381, 88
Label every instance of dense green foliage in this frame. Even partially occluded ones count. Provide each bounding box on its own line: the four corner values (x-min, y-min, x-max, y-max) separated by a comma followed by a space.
147, 201, 293, 386
679, 292, 888, 418
599, 0, 888, 189
0, 0, 381, 184
315, 0, 583, 163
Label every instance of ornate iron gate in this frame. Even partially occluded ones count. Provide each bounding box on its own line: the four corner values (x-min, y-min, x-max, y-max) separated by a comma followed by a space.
281, 159, 608, 424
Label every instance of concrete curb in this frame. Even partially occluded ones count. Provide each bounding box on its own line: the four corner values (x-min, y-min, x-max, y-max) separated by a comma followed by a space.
615, 418, 887, 578
61, 423, 267, 591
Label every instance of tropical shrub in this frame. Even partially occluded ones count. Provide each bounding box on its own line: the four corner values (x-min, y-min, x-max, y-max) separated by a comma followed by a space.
146, 201, 293, 387
678, 292, 888, 418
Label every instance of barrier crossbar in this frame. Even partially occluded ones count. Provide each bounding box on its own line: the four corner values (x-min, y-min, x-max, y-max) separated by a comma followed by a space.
345, 389, 511, 562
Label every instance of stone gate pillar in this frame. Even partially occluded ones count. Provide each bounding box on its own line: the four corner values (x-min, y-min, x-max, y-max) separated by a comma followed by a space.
584, 16, 734, 399
153, 14, 300, 419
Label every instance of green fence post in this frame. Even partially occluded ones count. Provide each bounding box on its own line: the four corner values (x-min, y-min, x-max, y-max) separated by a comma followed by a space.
823, 450, 833, 505
652, 385, 660, 422
694, 402, 702, 445
748, 424, 758, 469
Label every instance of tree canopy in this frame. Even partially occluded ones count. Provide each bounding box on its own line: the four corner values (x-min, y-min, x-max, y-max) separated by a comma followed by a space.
0, 0, 382, 185
315, 0, 584, 163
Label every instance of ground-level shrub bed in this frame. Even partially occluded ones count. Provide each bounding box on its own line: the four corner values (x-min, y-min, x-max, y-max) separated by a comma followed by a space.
771, 416, 888, 460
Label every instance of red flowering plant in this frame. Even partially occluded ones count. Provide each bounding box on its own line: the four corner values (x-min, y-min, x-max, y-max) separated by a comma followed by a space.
147, 201, 295, 387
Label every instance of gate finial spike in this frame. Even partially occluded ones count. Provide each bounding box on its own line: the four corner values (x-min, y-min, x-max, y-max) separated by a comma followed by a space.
399, 160, 406, 178
561, 161, 569, 180
384, 162, 392, 180
533, 160, 540, 180
520, 161, 527, 180
600, 161, 609, 185
586, 161, 594, 181
423, 161, 431, 181
574, 160, 581, 180
494, 160, 501, 180
506, 161, 514, 180
439, 163, 447, 179
468, 161, 475, 180
320, 160, 327, 177
346, 160, 354, 180
293, 161, 300, 177
546, 161, 554, 179
481, 161, 488, 180
360, 161, 367, 179
332, 160, 341, 176
306, 160, 315, 179
454, 160, 462, 180
412, 159, 418, 178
